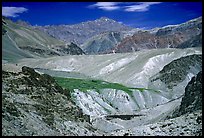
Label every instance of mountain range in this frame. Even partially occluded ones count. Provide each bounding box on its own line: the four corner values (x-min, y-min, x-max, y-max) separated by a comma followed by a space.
34, 17, 132, 45
2, 15, 202, 136
2, 16, 202, 59
112, 17, 202, 53
34, 16, 202, 55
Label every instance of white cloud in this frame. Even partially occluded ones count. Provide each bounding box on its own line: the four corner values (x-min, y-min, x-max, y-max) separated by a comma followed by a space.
124, 2, 162, 12
2, 7, 28, 17
98, 6, 120, 11
88, 2, 162, 12
125, 3, 149, 12
88, 2, 121, 11
93, 2, 119, 7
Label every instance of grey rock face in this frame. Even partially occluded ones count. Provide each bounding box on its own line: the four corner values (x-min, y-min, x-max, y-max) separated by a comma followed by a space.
149, 54, 202, 100
172, 71, 202, 118
178, 33, 202, 48
82, 31, 124, 54
109, 110, 202, 136
2, 67, 103, 136
150, 54, 202, 89
52, 42, 85, 55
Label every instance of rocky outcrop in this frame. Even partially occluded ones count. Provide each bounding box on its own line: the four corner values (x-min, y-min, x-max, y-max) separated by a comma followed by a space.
172, 71, 202, 118
53, 42, 85, 55
150, 54, 202, 89
161, 71, 203, 136
108, 110, 202, 136
2, 66, 103, 136
149, 54, 202, 100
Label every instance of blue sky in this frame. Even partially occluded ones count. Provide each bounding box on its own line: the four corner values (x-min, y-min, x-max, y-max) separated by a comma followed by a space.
2, 2, 202, 29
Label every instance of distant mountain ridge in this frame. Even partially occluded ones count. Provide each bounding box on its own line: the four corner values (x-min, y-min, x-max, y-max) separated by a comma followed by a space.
2, 17, 85, 62
82, 16, 202, 54
111, 17, 202, 54
34, 17, 132, 45
3, 16, 202, 57
33, 16, 202, 55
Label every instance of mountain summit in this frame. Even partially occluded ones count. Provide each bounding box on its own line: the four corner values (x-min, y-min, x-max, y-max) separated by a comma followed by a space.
97, 16, 116, 22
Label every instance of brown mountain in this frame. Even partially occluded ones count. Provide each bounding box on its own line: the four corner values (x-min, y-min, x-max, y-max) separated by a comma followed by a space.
110, 17, 202, 54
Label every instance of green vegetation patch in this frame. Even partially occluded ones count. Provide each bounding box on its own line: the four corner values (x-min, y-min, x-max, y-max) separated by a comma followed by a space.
54, 77, 160, 97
